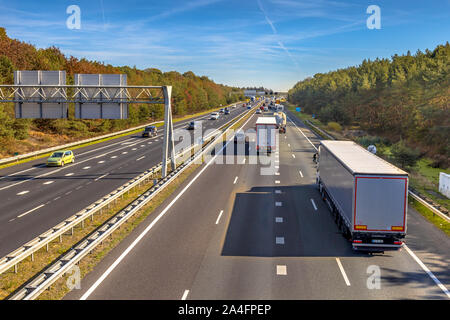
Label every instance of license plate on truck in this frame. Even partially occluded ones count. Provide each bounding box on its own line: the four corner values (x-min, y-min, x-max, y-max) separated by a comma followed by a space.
372, 239, 384, 244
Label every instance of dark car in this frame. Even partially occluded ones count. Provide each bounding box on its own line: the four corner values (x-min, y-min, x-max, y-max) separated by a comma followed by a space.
142, 125, 157, 137
224, 108, 230, 115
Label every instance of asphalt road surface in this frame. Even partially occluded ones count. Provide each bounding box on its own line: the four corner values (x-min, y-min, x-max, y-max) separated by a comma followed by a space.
66, 109, 449, 300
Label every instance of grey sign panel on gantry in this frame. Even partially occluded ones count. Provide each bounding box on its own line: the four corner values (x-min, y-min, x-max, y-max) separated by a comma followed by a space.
14, 71, 67, 119
74, 74, 128, 119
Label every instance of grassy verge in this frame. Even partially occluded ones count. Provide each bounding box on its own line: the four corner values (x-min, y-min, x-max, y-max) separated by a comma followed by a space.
409, 197, 450, 236
0, 101, 243, 171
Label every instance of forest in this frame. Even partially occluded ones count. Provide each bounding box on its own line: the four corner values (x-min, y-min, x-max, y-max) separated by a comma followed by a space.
288, 43, 449, 168
0, 28, 244, 157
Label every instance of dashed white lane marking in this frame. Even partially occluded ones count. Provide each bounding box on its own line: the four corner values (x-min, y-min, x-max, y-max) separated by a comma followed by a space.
275, 190, 281, 194
275, 172, 280, 176
181, 290, 189, 300
83, 166, 91, 170
53, 196, 61, 201
65, 173, 74, 176
311, 199, 318, 211
275, 202, 282, 207
276, 237, 285, 245
111, 156, 117, 159
43, 181, 54, 185
17, 204, 45, 218
147, 142, 152, 144
132, 148, 137, 151
336, 258, 351, 286
242, 158, 246, 164
275, 180, 280, 184
98, 160, 105, 164
275, 166, 279, 169
17, 190, 29, 195
136, 156, 146, 161
233, 176, 238, 184
140, 145, 145, 147
95, 173, 109, 181
215, 210, 224, 225
292, 154, 296, 158
65, 191, 72, 195
277, 265, 287, 275
404, 244, 450, 298
275, 217, 283, 223
299, 170, 304, 178
288, 143, 291, 147
275, 160, 279, 163
75, 186, 83, 190
122, 152, 128, 154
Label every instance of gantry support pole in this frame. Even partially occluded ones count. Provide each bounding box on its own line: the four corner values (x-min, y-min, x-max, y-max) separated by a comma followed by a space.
161, 86, 176, 178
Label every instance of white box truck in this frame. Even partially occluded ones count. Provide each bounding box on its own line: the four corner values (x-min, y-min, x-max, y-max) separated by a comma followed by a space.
256, 117, 277, 154
316, 141, 408, 252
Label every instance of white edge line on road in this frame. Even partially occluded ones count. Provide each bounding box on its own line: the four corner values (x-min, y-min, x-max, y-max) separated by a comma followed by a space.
80, 112, 255, 300
215, 210, 224, 225
336, 258, 351, 286
17, 204, 45, 218
95, 173, 109, 182
286, 115, 318, 151
181, 290, 190, 300
404, 244, 450, 298
311, 199, 318, 211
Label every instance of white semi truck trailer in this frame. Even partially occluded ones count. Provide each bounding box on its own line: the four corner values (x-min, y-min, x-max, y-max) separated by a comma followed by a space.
316, 140, 408, 253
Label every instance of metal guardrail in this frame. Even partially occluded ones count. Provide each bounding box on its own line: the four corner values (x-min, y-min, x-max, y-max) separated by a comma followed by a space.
0, 105, 253, 277
301, 116, 450, 222
7, 104, 257, 300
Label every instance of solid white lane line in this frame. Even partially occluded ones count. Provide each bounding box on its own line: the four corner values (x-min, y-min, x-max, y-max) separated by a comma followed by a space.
80, 112, 256, 300
65, 173, 74, 176
276, 237, 285, 245
275, 202, 282, 207
311, 199, 318, 211
17, 204, 45, 218
17, 190, 29, 195
287, 115, 318, 151
404, 245, 450, 298
136, 156, 146, 161
233, 176, 238, 184
95, 173, 109, 181
299, 170, 304, 178
43, 181, 54, 185
275, 217, 283, 223
336, 258, 351, 286
277, 265, 287, 275
215, 210, 224, 225
181, 290, 190, 300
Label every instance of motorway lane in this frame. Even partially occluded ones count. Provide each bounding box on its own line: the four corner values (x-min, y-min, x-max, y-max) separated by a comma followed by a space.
0, 104, 249, 256
66, 110, 448, 300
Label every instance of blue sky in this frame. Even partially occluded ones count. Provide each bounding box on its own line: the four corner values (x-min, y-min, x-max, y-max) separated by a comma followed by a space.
0, 0, 449, 91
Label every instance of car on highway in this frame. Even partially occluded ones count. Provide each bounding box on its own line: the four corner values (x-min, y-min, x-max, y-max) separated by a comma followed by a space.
243, 103, 247, 107
142, 125, 157, 137
46, 150, 74, 167
224, 108, 230, 115
219, 108, 225, 113
256, 109, 262, 114
247, 105, 252, 109
210, 112, 219, 120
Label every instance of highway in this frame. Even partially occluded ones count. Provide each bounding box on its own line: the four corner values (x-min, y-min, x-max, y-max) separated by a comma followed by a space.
65, 109, 449, 300
0, 104, 250, 256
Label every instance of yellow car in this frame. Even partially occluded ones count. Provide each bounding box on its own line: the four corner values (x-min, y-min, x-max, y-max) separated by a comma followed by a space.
46, 150, 75, 167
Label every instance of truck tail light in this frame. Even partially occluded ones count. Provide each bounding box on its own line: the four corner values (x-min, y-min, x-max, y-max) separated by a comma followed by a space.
353, 240, 363, 243
394, 241, 403, 245
391, 226, 404, 231
354, 225, 367, 230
